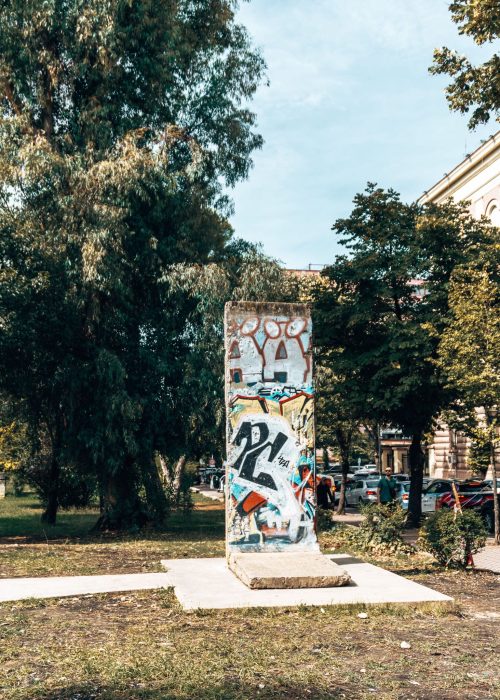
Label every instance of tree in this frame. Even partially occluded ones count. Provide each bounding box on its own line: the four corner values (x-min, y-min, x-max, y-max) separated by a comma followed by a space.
315, 365, 367, 514
163, 241, 297, 479
0, 1, 266, 527
314, 184, 495, 525
436, 263, 500, 543
430, 0, 500, 129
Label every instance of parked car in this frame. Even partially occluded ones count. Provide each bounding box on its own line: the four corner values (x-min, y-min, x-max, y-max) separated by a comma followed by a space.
392, 473, 410, 483
394, 481, 410, 509
350, 464, 378, 475
480, 494, 500, 533
421, 479, 457, 513
345, 476, 380, 506
437, 480, 497, 516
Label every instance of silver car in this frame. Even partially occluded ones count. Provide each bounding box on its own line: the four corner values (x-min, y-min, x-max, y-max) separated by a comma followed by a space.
345, 477, 380, 506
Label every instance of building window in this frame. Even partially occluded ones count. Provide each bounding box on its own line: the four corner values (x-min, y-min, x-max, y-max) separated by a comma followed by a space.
274, 371, 287, 383
486, 200, 500, 227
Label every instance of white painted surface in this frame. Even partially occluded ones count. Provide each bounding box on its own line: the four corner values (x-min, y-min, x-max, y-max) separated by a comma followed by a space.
160, 555, 453, 610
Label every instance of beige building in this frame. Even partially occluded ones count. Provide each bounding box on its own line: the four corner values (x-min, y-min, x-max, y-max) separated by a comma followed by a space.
420, 130, 500, 479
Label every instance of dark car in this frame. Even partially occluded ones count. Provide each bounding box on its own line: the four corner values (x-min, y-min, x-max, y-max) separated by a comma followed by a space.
480, 495, 500, 533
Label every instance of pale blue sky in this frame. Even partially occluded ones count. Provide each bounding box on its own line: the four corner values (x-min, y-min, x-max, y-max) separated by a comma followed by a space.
230, 0, 495, 268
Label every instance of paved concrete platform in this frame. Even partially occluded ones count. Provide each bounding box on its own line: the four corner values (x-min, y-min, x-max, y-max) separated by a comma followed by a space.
0, 573, 169, 603
160, 555, 453, 610
229, 552, 351, 589
474, 545, 500, 574
191, 486, 224, 502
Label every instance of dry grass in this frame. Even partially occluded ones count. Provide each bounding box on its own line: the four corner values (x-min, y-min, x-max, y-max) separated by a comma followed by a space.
1, 577, 498, 700
0, 496, 499, 699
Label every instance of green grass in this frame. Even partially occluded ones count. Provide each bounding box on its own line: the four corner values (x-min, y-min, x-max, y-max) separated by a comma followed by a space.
0, 494, 225, 541
0, 494, 225, 577
0, 495, 102, 540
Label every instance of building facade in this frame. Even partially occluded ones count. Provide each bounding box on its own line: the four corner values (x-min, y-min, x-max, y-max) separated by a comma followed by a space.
420, 130, 500, 479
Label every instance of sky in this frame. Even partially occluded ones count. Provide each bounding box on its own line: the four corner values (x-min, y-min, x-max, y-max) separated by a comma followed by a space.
230, 0, 496, 268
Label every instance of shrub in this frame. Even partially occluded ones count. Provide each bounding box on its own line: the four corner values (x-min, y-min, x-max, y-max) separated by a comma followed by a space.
356, 503, 411, 555
316, 508, 335, 533
418, 509, 487, 568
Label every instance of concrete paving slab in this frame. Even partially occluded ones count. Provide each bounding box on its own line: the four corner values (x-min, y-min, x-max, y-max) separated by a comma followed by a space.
473, 546, 500, 574
229, 552, 351, 589
0, 573, 169, 603
160, 554, 453, 610
191, 486, 224, 502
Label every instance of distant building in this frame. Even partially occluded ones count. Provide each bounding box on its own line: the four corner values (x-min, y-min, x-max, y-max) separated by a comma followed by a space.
287, 264, 325, 278
420, 130, 500, 479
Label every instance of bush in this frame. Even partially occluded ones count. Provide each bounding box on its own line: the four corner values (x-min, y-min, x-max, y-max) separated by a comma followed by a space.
316, 507, 335, 533
356, 503, 411, 555
418, 509, 487, 568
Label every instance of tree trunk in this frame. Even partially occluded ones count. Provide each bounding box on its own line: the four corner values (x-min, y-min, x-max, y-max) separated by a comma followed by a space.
172, 455, 186, 505
489, 436, 499, 545
95, 456, 146, 530
141, 455, 169, 525
408, 432, 425, 527
335, 429, 352, 515
41, 450, 60, 525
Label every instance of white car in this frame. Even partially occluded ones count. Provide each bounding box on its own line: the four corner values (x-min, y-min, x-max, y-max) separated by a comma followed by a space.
421, 479, 456, 513
345, 477, 380, 506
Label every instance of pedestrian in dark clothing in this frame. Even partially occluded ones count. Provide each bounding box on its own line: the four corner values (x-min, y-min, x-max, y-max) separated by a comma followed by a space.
377, 468, 397, 505
317, 477, 335, 509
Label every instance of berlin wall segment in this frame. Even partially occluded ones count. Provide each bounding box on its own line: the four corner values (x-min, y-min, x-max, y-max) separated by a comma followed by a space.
224, 302, 319, 556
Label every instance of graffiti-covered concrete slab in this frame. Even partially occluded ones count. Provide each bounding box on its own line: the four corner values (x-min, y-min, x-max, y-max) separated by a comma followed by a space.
224, 302, 318, 555
229, 552, 351, 589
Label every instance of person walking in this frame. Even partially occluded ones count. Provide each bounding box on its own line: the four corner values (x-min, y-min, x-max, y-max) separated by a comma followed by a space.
317, 477, 335, 509
377, 467, 397, 505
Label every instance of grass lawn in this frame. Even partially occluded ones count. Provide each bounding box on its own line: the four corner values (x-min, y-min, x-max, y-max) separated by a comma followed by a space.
0, 495, 225, 577
1, 495, 499, 700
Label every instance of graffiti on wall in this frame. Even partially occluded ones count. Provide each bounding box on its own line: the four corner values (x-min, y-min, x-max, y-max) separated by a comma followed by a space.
225, 303, 319, 553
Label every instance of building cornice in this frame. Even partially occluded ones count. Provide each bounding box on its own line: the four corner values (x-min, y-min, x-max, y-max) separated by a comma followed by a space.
419, 130, 500, 204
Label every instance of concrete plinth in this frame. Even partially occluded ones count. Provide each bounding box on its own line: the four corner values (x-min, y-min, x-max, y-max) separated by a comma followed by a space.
229, 552, 351, 589
160, 555, 454, 610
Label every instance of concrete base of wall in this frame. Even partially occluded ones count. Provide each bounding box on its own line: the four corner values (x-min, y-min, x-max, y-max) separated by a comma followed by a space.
160, 555, 453, 610
228, 552, 351, 589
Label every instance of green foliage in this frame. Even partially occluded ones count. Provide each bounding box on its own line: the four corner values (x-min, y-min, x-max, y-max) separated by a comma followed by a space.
316, 507, 335, 533
430, 0, 500, 129
418, 509, 487, 568
437, 265, 500, 416
314, 185, 496, 524
468, 439, 491, 477
435, 258, 500, 542
355, 503, 411, 555
0, 2, 266, 527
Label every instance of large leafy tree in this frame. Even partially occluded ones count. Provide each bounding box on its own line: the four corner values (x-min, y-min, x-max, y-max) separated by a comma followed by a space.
314, 184, 495, 525
430, 0, 500, 129
436, 260, 500, 543
0, 1, 266, 527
